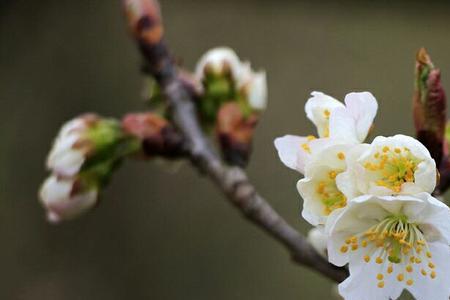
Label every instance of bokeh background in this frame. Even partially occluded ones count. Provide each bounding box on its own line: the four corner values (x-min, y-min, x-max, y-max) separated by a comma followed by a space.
2, 0, 450, 299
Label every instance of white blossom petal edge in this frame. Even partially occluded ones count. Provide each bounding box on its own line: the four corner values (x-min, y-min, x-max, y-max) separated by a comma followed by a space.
326, 193, 450, 300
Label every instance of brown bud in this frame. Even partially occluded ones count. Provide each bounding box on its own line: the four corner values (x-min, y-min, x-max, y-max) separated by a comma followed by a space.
413, 48, 447, 167
122, 0, 163, 44
216, 102, 259, 167
122, 112, 185, 159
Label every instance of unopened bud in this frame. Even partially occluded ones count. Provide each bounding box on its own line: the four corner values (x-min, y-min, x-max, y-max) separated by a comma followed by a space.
122, 112, 185, 159
307, 227, 328, 258
47, 114, 129, 177
195, 47, 242, 83
195, 47, 267, 127
216, 102, 258, 167
39, 175, 98, 224
413, 48, 447, 166
122, 0, 163, 44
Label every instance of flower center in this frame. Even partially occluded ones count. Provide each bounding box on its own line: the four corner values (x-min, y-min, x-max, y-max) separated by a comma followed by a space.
339, 215, 436, 288
363, 146, 420, 193
316, 169, 346, 215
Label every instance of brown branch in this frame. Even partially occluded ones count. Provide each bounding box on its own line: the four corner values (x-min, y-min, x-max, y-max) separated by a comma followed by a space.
122, 0, 348, 283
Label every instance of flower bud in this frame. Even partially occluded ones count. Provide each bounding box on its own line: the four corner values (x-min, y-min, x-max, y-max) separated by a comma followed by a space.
194, 47, 267, 130
41, 114, 140, 223
216, 102, 258, 167
47, 114, 129, 177
122, 112, 185, 159
122, 0, 163, 45
195, 47, 242, 83
413, 48, 447, 166
39, 175, 98, 224
307, 227, 328, 258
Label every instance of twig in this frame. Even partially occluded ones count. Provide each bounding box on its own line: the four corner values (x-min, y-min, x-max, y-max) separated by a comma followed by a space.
122, 0, 348, 283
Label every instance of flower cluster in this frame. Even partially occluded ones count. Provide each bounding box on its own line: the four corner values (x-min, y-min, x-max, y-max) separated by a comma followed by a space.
39, 114, 139, 223
275, 91, 450, 300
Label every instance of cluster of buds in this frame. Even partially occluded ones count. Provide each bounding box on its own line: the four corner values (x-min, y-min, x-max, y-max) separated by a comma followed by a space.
39, 114, 139, 223
195, 47, 268, 166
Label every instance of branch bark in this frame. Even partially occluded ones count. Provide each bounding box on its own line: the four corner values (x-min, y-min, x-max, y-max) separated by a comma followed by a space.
122, 0, 348, 283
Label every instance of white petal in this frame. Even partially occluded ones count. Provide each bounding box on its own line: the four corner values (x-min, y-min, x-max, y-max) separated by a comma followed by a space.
329, 107, 359, 144
298, 175, 328, 226
274, 135, 308, 174
406, 242, 450, 300
194, 47, 242, 82
339, 248, 404, 300
343, 92, 378, 142
403, 193, 450, 244
39, 176, 98, 223
305, 91, 344, 138
307, 226, 328, 258
247, 71, 267, 110
39, 176, 72, 206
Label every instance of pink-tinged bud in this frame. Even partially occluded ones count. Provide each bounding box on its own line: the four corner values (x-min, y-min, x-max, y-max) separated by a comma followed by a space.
413, 48, 447, 166
47, 114, 99, 177
122, 0, 163, 45
216, 102, 259, 167
39, 176, 98, 224
122, 112, 185, 158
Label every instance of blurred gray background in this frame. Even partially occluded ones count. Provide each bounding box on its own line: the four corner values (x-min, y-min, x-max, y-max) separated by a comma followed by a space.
1, 0, 450, 299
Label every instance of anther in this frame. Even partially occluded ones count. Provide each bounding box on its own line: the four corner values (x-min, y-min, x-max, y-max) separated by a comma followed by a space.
406, 265, 413, 273
406, 279, 413, 286
337, 152, 345, 160
397, 274, 404, 282
377, 281, 385, 288
364, 255, 370, 263
376, 273, 384, 280
340, 245, 348, 253
431, 271, 436, 279
376, 257, 383, 264
387, 264, 393, 274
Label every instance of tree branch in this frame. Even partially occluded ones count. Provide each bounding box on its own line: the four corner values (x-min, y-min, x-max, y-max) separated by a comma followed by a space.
122, 0, 348, 283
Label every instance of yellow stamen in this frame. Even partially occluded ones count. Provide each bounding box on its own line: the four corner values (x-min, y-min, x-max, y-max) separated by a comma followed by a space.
337, 152, 345, 160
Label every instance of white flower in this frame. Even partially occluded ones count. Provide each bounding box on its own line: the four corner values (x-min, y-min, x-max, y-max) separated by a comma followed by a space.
307, 227, 328, 258
274, 91, 378, 174
47, 117, 93, 177
305, 91, 378, 142
336, 135, 437, 199
298, 144, 353, 225
39, 175, 98, 224
195, 47, 242, 82
326, 193, 450, 300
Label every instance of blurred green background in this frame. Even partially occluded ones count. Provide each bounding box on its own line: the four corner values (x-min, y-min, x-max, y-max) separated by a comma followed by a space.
1, 0, 450, 299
